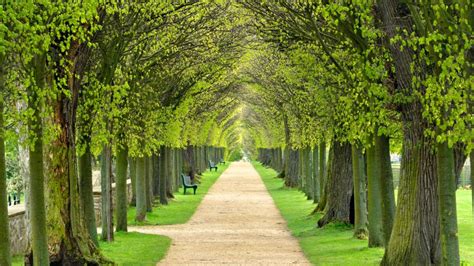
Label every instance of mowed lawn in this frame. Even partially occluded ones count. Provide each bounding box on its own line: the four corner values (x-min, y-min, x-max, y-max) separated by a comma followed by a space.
13, 163, 230, 265
253, 162, 474, 266
127, 162, 229, 225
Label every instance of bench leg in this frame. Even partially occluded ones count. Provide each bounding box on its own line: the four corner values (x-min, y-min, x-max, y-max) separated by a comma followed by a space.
193, 187, 197, 195
183, 187, 187, 195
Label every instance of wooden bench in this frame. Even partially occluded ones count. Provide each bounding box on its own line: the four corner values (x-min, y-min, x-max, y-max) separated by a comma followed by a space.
181, 174, 198, 195
208, 160, 218, 171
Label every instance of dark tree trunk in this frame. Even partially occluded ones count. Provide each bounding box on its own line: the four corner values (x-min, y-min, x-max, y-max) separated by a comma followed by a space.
78, 144, 98, 246
376, 134, 396, 246
183, 145, 195, 179
367, 144, 384, 247
146, 155, 154, 212
115, 145, 128, 232
317, 141, 353, 227
159, 146, 168, 205
285, 149, 299, 187
377, 1, 441, 264
436, 142, 460, 265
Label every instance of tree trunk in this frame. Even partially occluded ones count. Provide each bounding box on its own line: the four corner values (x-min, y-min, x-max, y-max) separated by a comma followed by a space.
453, 143, 467, 188
315, 143, 330, 213
367, 144, 384, 247
436, 142, 460, 265
352, 145, 368, 239
26, 55, 49, 265
305, 148, 313, 200
100, 146, 113, 242
78, 144, 98, 246
285, 149, 299, 187
0, 93, 12, 266
312, 146, 320, 203
129, 157, 137, 206
183, 145, 196, 180
145, 156, 151, 212
319, 141, 326, 200
377, 1, 441, 264
376, 134, 396, 246
115, 145, 128, 232
146, 155, 154, 212
135, 157, 147, 222
317, 141, 353, 227
159, 146, 168, 205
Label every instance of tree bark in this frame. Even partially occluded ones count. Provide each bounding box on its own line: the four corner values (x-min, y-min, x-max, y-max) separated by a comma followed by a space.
377, 1, 441, 264
375, 134, 396, 246
27, 55, 49, 265
317, 141, 353, 227
319, 141, 326, 200
78, 143, 98, 246
159, 146, 168, 205
436, 142, 460, 265
352, 145, 368, 239
367, 144, 384, 247
312, 146, 320, 203
145, 156, 151, 212
100, 145, 113, 242
146, 155, 154, 212
135, 157, 147, 222
129, 157, 137, 206
0, 91, 12, 266
115, 145, 128, 232
285, 149, 299, 187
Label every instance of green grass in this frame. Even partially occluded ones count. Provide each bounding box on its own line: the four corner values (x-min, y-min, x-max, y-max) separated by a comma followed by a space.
127, 163, 229, 225
12, 164, 230, 265
252, 161, 474, 265
100, 232, 171, 265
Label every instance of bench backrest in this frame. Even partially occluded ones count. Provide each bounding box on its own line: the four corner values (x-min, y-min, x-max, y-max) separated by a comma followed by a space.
209, 160, 216, 167
181, 174, 193, 186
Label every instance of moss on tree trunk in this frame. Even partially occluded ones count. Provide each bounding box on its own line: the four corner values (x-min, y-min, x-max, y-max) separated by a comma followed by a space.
115, 145, 128, 232
317, 141, 353, 227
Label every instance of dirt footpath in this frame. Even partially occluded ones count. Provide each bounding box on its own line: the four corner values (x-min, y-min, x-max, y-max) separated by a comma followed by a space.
131, 161, 310, 265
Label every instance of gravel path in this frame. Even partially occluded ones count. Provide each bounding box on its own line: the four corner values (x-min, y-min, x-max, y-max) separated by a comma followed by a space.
131, 161, 310, 265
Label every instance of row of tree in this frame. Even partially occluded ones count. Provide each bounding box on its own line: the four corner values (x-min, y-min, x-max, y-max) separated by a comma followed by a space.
0, 1, 244, 265
242, 1, 472, 265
